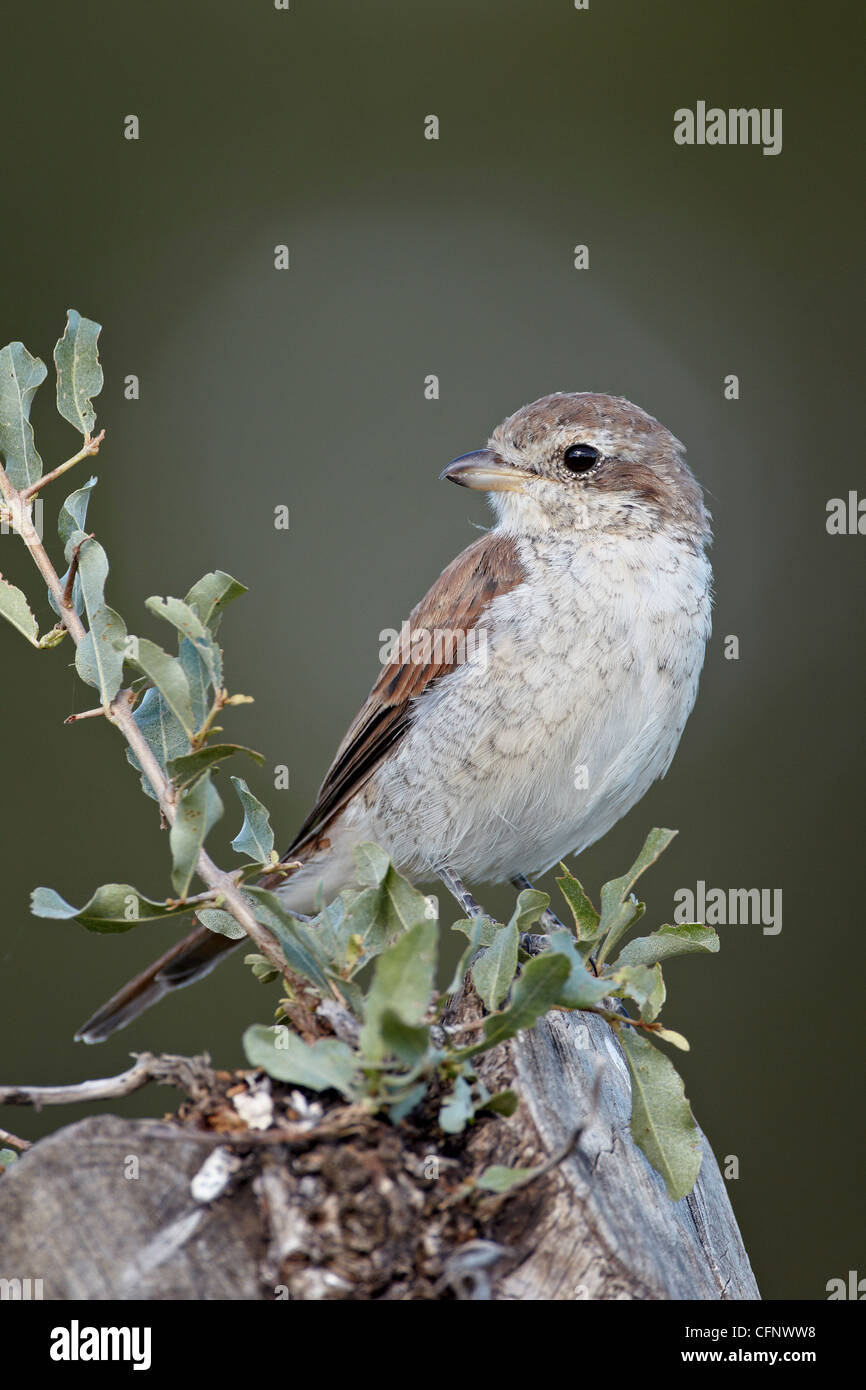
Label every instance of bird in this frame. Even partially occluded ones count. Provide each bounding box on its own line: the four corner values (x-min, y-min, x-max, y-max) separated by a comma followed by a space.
77, 391, 712, 1042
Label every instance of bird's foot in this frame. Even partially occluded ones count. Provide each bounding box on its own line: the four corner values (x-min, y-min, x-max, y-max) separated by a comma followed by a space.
436, 865, 489, 920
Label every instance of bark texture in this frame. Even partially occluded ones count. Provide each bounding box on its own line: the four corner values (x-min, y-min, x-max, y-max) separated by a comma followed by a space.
0, 1007, 759, 1301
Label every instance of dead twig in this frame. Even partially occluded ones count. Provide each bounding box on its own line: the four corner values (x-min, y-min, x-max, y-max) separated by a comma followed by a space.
0, 1052, 216, 1108
0, 1126, 32, 1151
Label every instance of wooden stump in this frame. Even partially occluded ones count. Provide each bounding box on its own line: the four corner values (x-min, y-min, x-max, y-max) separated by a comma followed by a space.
0, 1008, 758, 1300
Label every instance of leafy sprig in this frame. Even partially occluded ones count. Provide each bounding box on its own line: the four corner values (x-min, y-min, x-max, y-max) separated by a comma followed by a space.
241, 831, 717, 1200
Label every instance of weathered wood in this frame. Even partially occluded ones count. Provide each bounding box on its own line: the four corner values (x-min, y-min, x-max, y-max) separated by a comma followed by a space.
494, 1009, 758, 1299
0, 1117, 266, 1300
0, 1009, 759, 1300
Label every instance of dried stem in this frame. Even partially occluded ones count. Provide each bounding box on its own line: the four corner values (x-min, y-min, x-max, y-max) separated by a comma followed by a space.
61, 531, 93, 608
0, 1126, 32, 1150
0, 1052, 215, 1107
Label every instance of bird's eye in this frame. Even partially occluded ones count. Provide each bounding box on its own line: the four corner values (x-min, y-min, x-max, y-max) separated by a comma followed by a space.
563, 443, 599, 474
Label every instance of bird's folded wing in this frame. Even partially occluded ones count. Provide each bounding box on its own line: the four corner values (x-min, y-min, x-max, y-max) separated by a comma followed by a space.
283, 531, 526, 857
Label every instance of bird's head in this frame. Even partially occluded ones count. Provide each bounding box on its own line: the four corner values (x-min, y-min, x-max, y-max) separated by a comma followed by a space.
441, 392, 710, 548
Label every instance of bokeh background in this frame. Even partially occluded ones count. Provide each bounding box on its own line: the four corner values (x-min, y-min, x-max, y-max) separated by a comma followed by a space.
1, 0, 861, 1300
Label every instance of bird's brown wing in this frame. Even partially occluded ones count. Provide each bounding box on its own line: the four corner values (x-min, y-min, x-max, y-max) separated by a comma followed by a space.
282, 530, 526, 859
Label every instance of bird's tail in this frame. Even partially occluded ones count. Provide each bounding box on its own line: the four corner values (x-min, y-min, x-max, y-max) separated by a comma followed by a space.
75, 843, 333, 1044
75, 925, 239, 1044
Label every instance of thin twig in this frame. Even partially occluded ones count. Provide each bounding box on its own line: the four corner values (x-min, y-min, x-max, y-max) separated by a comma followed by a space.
64, 705, 108, 724
0, 1126, 32, 1150
61, 532, 93, 609
0, 1056, 157, 1107
20, 429, 105, 500
66, 687, 136, 724
0, 1052, 218, 1108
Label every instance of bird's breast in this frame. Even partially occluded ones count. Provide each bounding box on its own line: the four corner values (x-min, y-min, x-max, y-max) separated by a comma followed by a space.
369, 528, 712, 881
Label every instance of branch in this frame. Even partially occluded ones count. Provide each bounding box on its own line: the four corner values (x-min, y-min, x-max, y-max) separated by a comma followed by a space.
0, 1052, 216, 1107
20, 429, 105, 500
0, 459, 287, 977
0, 1126, 32, 1151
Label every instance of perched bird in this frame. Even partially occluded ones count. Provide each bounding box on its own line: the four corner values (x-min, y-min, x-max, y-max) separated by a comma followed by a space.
77, 392, 712, 1042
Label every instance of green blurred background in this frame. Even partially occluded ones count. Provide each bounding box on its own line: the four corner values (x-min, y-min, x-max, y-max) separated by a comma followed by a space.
1, 0, 862, 1300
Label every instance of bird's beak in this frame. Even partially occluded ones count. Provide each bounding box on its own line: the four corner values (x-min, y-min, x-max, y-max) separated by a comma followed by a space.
440, 449, 532, 493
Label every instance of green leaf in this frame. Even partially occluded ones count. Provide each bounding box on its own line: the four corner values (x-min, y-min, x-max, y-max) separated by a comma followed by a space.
197, 907, 247, 940
360, 920, 437, 1062
126, 688, 190, 800
353, 842, 391, 888
245, 953, 280, 983
380, 865, 434, 936
596, 899, 645, 969
145, 595, 223, 689
439, 1075, 476, 1134
556, 865, 601, 956
606, 963, 664, 1018
349, 847, 433, 943
379, 1008, 430, 1065
507, 888, 550, 934
472, 922, 518, 1011
466, 952, 570, 1056
168, 771, 223, 897
178, 636, 213, 730
438, 1074, 503, 1133
53, 310, 103, 439
311, 893, 349, 960
243, 1025, 359, 1098
642, 964, 667, 1023
0, 1148, 19, 1169
614, 923, 720, 968
545, 931, 611, 1008
65, 531, 106, 613
57, 476, 98, 547
389, 1081, 428, 1124
596, 828, 677, 966
450, 916, 499, 947
652, 1026, 690, 1051
167, 743, 264, 789
246, 887, 335, 996
146, 594, 209, 643
31, 883, 195, 933
61, 532, 126, 702
129, 638, 196, 738
0, 578, 39, 646
617, 1026, 702, 1201
476, 1163, 542, 1193
480, 1089, 520, 1118
331, 886, 391, 967
0, 341, 47, 489
49, 477, 98, 616
229, 776, 274, 862
74, 604, 127, 703
36, 625, 66, 649
183, 570, 247, 635
444, 916, 487, 995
